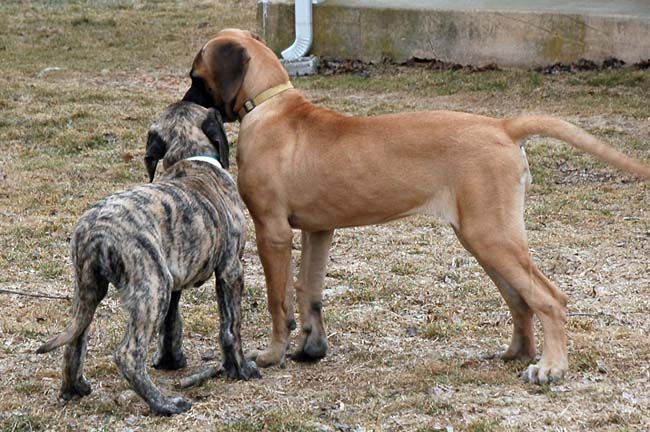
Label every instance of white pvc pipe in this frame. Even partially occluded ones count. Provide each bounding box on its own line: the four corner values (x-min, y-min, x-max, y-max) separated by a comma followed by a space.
281, 0, 313, 60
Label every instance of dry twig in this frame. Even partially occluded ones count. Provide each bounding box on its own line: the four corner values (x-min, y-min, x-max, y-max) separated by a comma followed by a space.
0, 288, 71, 300
178, 366, 222, 388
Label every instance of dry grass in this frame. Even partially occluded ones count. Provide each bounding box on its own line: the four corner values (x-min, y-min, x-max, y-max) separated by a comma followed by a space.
1, 1, 650, 431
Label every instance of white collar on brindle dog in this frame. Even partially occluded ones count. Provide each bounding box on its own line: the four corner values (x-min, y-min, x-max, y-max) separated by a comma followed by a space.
185, 154, 223, 169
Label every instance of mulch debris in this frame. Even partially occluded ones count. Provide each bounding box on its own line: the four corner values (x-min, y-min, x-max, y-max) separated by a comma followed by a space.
535, 57, 650, 74
317, 56, 499, 77
316, 56, 650, 77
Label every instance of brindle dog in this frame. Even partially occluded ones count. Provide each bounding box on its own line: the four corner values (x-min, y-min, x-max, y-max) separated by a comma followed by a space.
37, 102, 260, 415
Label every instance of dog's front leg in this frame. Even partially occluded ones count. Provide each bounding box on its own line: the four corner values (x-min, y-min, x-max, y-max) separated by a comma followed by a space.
247, 219, 294, 367
292, 230, 334, 362
216, 263, 261, 380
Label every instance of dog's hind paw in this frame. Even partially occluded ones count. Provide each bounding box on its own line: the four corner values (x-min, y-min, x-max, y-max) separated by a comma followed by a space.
224, 359, 261, 380
151, 396, 192, 416
59, 378, 92, 401
152, 351, 187, 371
521, 363, 566, 385
479, 349, 534, 364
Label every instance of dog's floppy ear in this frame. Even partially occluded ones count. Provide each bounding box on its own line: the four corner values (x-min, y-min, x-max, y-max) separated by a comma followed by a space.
144, 128, 167, 182
211, 41, 250, 120
202, 108, 230, 169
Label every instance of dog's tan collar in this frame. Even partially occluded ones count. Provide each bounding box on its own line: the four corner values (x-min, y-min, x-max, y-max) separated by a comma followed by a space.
238, 81, 293, 120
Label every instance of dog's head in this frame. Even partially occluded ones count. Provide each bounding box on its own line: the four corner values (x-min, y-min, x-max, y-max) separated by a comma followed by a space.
182, 28, 289, 122
144, 102, 229, 182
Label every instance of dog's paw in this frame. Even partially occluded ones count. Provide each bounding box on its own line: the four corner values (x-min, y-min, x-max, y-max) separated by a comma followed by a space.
240, 360, 262, 379
246, 348, 285, 368
59, 378, 92, 401
500, 343, 536, 363
152, 351, 187, 371
501, 350, 535, 363
480, 349, 534, 364
151, 396, 192, 416
521, 363, 566, 385
291, 329, 328, 363
224, 359, 262, 380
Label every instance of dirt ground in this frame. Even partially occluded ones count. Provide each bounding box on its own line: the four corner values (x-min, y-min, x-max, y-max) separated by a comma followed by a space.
1, 1, 649, 431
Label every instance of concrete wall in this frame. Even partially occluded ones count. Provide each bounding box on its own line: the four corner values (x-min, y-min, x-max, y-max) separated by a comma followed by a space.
258, 0, 650, 67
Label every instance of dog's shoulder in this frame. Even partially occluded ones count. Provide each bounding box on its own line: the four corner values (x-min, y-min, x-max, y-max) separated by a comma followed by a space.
78, 183, 165, 222
159, 160, 237, 197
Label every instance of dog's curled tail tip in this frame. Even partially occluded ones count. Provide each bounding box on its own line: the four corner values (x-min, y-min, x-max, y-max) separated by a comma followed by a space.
36, 301, 96, 354
35, 344, 51, 354
36, 337, 63, 354
35, 329, 77, 354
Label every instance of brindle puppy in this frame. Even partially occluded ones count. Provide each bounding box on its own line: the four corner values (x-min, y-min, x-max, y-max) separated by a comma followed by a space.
37, 102, 260, 415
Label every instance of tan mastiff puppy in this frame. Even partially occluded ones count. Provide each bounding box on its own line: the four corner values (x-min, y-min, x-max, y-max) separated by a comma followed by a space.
183, 28, 650, 384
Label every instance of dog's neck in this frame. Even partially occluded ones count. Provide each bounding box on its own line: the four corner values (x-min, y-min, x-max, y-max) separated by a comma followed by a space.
238, 82, 293, 120
234, 54, 292, 121
163, 142, 221, 170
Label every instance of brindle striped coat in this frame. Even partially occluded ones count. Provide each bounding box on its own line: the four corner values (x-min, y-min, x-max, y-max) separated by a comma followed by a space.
37, 102, 259, 415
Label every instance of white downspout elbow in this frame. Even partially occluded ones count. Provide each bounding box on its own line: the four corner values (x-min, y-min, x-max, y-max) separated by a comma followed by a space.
281, 0, 313, 60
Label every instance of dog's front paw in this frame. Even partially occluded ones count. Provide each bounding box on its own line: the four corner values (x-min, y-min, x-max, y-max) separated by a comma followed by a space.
521, 362, 566, 385
291, 328, 328, 362
152, 351, 187, 371
224, 359, 261, 380
151, 396, 192, 416
240, 360, 262, 379
246, 347, 286, 368
60, 378, 92, 400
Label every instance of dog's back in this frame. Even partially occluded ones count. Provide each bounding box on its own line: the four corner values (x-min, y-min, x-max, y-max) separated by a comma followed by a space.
75, 174, 243, 287
77, 100, 240, 294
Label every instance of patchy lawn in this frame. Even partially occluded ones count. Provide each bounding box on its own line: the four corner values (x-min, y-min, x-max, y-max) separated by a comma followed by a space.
1, 1, 649, 431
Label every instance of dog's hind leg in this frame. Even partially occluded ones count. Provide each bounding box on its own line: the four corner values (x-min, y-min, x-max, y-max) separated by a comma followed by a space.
478, 267, 536, 362
454, 179, 568, 384
152, 290, 186, 370
60, 262, 108, 401
114, 272, 191, 415
215, 260, 261, 380
454, 229, 536, 362
292, 229, 334, 362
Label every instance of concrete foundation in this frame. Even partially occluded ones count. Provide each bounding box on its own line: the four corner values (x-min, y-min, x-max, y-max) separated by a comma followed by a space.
281, 55, 319, 76
257, 0, 650, 67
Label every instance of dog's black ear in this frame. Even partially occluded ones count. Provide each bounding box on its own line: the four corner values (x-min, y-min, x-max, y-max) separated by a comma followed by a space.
144, 128, 166, 182
202, 108, 230, 169
212, 41, 250, 120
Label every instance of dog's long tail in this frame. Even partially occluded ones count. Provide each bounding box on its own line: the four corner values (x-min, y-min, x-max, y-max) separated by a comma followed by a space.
503, 116, 650, 179
35, 291, 95, 354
